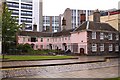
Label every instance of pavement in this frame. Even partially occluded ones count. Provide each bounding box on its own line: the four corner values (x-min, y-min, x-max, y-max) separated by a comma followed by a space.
19, 66, 119, 78
1, 55, 119, 78
1, 55, 119, 68
2, 58, 119, 78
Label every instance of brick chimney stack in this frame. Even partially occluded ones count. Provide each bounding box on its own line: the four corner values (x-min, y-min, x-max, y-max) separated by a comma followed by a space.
93, 9, 100, 22
80, 14, 86, 24
62, 17, 66, 30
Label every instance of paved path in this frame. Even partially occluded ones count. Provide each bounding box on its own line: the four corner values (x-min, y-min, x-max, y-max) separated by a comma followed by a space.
2, 56, 105, 68
20, 66, 118, 78
1, 58, 119, 78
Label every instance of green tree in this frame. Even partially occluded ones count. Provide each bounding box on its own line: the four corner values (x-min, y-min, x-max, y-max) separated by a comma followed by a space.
2, 3, 20, 54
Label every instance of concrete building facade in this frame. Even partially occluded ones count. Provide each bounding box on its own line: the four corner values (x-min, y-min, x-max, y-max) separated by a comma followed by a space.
60, 8, 94, 30
43, 16, 61, 32
6, 0, 43, 31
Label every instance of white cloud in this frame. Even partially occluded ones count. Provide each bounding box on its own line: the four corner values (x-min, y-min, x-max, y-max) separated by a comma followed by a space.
43, 0, 120, 16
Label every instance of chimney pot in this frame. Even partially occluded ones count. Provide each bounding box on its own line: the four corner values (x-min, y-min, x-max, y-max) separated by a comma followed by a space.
93, 9, 100, 22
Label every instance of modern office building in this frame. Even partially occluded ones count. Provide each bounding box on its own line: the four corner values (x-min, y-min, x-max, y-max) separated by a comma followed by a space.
42, 8, 94, 32
43, 16, 61, 32
60, 8, 94, 30
6, 0, 43, 31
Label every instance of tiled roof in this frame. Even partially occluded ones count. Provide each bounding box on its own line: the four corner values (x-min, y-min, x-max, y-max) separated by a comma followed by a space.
18, 29, 74, 37
53, 29, 74, 37
75, 21, 117, 32
18, 21, 118, 37
18, 31, 52, 37
74, 21, 87, 31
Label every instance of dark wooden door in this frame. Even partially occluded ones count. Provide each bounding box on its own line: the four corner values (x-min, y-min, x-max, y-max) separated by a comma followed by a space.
80, 48, 84, 54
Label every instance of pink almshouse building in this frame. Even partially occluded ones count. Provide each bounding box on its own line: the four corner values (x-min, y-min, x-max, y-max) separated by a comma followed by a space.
17, 10, 119, 55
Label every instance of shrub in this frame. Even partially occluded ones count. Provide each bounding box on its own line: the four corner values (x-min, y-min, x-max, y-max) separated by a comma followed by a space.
17, 43, 33, 53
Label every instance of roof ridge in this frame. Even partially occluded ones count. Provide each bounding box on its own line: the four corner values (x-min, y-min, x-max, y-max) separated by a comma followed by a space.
73, 21, 87, 32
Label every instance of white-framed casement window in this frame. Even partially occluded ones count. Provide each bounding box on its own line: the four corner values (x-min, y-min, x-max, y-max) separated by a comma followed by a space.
116, 34, 119, 41
55, 38, 57, 42
59, 37, 61, 42
100, 33, 104, 40
92, 32, 96, 39
47, 38, 49, 42
62, 37, 64, 41
92, 44, 97, 52
109, 44, 113, 51
100, 44, 104, 51
115, 44, 119, 52
108, 33, 112, 40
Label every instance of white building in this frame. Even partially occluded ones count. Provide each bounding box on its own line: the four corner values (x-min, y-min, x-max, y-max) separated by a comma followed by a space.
43, 16, 60, 32
6, 0, 43, 31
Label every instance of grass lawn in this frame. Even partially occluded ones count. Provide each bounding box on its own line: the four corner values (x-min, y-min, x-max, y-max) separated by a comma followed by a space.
0, 55, 75, 61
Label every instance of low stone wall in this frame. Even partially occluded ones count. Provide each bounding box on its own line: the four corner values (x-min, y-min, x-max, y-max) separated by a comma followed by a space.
2, 59, 119, 78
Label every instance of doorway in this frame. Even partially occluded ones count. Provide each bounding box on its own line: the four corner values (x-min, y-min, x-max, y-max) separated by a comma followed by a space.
80, 48, 84, 55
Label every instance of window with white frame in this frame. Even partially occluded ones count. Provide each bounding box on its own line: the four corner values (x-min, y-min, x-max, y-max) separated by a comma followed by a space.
92, 32, 96, 39
116, 34, 119, 40
108, 33, 112, 40
68, 36, 70, 40
62, 37, 64, 41
65, 37, 67, 40
59, 38, 61, 41
92, 44, 97, 52
100, 44, 104, 51
47, 38, 49, 42
53, 38, 54, 42
109, 44, 113, 51
55, 38, 57, 42
100, 33, 104, 40
68, 45, 71, 49
115, 44, 119, 52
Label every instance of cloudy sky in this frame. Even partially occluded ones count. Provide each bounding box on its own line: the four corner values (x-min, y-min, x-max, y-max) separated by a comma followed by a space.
43, 0, 120, 16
